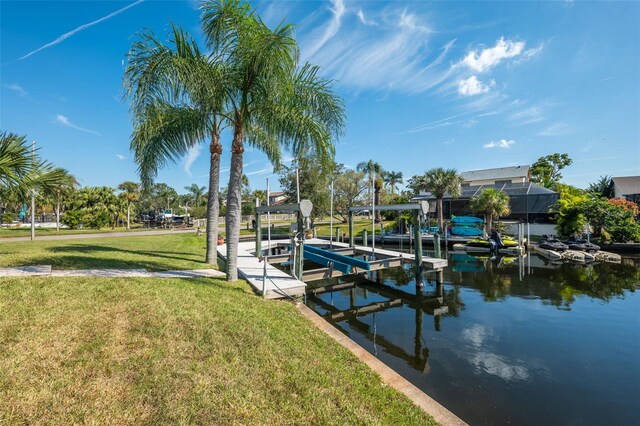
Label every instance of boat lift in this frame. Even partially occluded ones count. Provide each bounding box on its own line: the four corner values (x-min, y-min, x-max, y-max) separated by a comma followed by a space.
347, 201, 432, 283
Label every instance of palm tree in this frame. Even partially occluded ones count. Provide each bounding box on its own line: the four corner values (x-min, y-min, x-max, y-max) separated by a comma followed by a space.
118, 181, 140, 229
0, 132, 33, 188
420, 168, 464, 233
202, 0, 345, 281
185, 183, 206, 208
470, 188, 511, 235
357, 160, 384, 221
384, 170, 403, 196
124, 25, 226, 264
44, 168, 78, 231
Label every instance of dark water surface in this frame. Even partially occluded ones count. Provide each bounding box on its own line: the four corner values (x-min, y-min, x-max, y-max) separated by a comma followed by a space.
305, 250, 640, 426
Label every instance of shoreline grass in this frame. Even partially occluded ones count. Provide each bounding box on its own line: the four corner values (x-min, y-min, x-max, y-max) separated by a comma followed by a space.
0, 225, 162, 239
0, 276, 436, 425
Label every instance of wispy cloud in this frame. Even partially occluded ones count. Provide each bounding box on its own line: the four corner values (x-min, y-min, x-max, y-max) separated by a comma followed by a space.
484, 139, 515, 149
538, 122, 571, 137
55, 114, 100, 135
5, 84, 27, 96
116, 154, 127, 161
508, 105, 545, 125
458, 75, 495, 96
17, 0, 144, 61
183, 145, 202, 176
356, 9, 377, 26
245, 167, 273, 176
406, 112, 470, 134
304, 0, 346, 58
461, 37, 526, 72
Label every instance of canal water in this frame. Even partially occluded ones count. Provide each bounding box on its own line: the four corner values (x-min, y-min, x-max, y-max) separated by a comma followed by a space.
305, 250, 640, 425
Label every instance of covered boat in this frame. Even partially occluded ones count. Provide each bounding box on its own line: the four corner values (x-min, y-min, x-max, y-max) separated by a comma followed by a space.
539, 235, 568, 252
565, 236, 600, 252
467, 236, 519, 248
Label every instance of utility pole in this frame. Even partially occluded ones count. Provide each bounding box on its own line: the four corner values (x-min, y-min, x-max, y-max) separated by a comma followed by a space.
31, 140, 35, 241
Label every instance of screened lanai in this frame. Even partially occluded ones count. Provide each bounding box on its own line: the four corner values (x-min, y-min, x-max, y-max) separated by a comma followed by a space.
411, 181, 559, 223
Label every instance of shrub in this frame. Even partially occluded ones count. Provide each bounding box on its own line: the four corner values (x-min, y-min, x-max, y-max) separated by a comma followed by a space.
61, 210, 83, 229
608, 198, 639, 215
1, 212, 15, 224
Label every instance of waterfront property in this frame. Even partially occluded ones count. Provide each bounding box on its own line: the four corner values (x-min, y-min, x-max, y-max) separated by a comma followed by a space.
612, 175, 640, 203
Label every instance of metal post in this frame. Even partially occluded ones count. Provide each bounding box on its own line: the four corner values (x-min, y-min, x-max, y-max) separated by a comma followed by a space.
30, 140, 35, 241
336, 227, 340, 243
413, 210, 423, 287
348, 211, 354, 247
296, 211, 304, 281
330, 179, 334, 249
262, 256, 267, 298
296, 168, 300, 203
255, 197, 262, 255
434, 233, 441, 258
266, 178, 271, 253
371, 172, 376, 260
363, 230, 368, 247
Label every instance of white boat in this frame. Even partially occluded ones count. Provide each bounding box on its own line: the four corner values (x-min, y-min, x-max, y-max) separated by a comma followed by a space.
531, 244, 563, 260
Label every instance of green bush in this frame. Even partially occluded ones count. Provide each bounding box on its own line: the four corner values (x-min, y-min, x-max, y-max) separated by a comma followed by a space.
61, 210, 83, 229
84, 211, 111, 229
1, 212, 15, 224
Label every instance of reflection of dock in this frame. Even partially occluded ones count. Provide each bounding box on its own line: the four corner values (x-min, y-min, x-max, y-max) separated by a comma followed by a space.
308, 277, 451, 373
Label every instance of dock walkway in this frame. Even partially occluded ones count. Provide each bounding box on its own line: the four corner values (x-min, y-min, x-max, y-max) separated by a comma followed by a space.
217, 240, 306, 299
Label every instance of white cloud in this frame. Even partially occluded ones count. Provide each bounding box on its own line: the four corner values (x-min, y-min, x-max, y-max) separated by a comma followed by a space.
5, 84, 27, 96
55, 114, 100, 136
116, 154, 127, 160
304, 0, 346, 58
538, 122, 571, 136
182, 144, 202, 176
356, 9, 377, 26
462, 37, 526, 72
18, 0, 144, 61
484, 139, 515, 149
458, 76, 495, 96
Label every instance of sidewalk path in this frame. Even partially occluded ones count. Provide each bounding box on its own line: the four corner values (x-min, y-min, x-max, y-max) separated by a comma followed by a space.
0, 229, 197, 243
0, 265, 225, 279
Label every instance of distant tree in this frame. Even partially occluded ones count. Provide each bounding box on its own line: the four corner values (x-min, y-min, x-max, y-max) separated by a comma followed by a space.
63, 186, 121, 229
384, 170, 403, 196
417, 168, 464, 233
470, 188, 511, 235
155, 183, 178, 211
588, 175, 614, 199
45, 168, 78, 231
357, 160, 384, 222
530, 153, 573, 189
333, 168, 368, 222
118, 181, 140, 229
184, 183, 206, 208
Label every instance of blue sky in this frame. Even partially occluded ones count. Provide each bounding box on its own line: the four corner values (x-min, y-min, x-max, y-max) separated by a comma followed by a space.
1, 0, 638, 192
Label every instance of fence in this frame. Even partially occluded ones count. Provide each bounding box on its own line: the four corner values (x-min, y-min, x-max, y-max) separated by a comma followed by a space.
192, 213, 296, 230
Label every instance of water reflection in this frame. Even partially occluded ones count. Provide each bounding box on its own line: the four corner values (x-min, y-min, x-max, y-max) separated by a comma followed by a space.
306, 251, 640, 426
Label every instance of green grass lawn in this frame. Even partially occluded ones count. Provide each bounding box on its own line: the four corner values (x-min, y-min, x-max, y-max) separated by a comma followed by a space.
0, 233, 211, 271
0, 276, 435, 425
0, 225, 156, 239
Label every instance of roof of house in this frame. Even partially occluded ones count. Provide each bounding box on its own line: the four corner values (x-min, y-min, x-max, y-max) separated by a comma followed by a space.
411, 181, 556, 200
268, 191, 286, 197
460, 165, 530, 182
612, 176, 640, 195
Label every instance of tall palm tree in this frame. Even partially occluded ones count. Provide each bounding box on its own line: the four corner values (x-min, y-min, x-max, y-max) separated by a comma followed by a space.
0, 132, 33, 188
357, 160, 384, 221
118, 181, 140, 229
421, 168, 463, 233
470, 188, 511, 235
43, 168, 78, 231
124, 25, 226, 264
202, 0, 345, 281
384, 170, 403, 196
185, 183, 206, 207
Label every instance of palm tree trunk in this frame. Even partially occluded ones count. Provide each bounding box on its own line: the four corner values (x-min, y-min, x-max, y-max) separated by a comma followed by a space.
205, 134, 222, 264
127, 204, 131, 230
225, 129, 244, 281
437, 197, 444, 233
486, 213, 493, 236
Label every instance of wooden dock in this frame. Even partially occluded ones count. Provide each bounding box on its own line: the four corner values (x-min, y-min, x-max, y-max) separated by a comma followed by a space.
217, 240, 306, 299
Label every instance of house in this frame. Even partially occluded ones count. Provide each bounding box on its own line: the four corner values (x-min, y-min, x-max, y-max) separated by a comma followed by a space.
460, 165, 530, 187
612, 176, 640, 203
268, 191, 288, 206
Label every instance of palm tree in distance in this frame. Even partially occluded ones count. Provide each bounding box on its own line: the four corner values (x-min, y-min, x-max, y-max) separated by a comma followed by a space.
118, 181, 140, 229
124, 25, 227, 264
202, 0, 346, 281
421, 168, 464, 233
470, 188, 511, 235
185, 183, 206, 208
357, 160, 384, 221
384, 170, 403, 196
